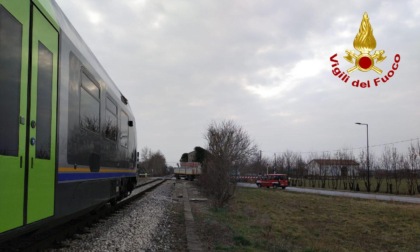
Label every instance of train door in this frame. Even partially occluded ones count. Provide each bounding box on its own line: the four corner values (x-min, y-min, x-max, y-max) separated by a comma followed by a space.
26, 3, 58, 224
0, 0, 31, 234
0, 0, 58, 233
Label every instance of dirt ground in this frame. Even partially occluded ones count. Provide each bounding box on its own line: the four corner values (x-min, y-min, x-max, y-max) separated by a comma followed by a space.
183, 180, 235, 251
149, 180, 187, 251
152, 179, 235, 251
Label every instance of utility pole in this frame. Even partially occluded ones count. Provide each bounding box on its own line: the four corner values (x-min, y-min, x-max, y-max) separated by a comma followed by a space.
356, 122, 370, 192
274, 153, 277, 173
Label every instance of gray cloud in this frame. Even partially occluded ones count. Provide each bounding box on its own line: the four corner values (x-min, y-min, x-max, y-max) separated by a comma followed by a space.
56, 0, 420, 164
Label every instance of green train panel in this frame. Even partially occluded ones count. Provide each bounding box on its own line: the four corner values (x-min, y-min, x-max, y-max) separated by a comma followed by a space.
0, 0, 58, 233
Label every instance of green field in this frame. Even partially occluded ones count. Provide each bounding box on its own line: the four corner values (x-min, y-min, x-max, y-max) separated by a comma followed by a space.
195, 187, 420, 252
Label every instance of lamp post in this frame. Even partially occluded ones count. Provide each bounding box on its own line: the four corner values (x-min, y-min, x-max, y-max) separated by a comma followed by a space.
355, 122, 370, 192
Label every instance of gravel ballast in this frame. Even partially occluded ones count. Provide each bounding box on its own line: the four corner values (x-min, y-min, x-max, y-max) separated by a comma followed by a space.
48, 181, 181, 252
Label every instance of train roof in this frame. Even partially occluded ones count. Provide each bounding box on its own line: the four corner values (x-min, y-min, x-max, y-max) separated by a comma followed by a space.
39, 0, 132, 112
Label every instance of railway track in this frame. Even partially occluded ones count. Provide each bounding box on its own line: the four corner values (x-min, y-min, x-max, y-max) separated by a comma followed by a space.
0, 178, 168, 252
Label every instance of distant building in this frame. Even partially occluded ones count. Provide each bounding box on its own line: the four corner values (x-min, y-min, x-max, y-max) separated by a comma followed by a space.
307, 159, 359, 177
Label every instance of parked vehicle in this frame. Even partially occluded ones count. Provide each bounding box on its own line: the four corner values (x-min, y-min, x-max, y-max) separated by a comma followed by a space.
256, 174, 289, 189
174, 162, 201, 181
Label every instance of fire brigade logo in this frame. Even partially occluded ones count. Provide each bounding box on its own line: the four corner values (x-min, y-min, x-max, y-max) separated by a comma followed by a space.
329, 12, 401, 88
344, 12, 386, 74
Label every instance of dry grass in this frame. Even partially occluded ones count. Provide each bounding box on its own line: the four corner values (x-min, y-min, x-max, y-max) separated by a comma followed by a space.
194, 187, 420, 251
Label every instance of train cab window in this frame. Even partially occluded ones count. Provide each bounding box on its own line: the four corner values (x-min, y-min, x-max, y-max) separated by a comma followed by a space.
0, 6, 22, 156
120, 111, 129, 148
104, 97, 117, 141
35, 43, 53, 159
80, 72, 100, 132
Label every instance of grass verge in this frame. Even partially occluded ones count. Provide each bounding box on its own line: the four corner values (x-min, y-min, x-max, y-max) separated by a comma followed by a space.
194, 187, 420, 252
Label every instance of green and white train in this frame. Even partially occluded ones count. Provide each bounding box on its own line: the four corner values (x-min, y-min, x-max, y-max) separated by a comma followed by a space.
0, 0, 138, 241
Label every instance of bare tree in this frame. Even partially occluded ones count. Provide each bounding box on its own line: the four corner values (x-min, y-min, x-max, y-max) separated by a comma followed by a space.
295, 155, 306, 187
278, 150, 304, 186
320, 152, 330, 189
276, 154, 286, 173
415, 142, 420, 193
390, 147, 404, 194
406, 142, 420, 195
331, 150, 344, 190
306, 153, 319, 188
148, 151, 167, 176
201, 120, 257, 208
333, 149, 356, 191
380, 147, 391, 193
359, 149, 373, 192
236, 152, 275, 183
248, 154, 271, 175
282, 150, 295, 177
372, 161, 384, 193
139, 147, 167, 176
141, 147, 152, 162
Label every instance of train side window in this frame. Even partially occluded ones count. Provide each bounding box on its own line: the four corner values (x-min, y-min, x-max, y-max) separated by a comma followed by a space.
35, 42, 53, 159
80, 72, 100, 132
0, 6, 22, 156
120, 111, 129, 148
104, 97, 117, 141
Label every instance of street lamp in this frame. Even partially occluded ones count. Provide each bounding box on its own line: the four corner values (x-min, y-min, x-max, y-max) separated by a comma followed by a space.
355, 122, 370, 192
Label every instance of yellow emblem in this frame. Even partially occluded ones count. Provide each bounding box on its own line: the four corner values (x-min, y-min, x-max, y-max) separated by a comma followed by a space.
344, 12, 386, 74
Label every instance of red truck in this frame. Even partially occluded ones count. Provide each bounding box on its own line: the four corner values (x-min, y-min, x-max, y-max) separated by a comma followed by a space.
256, 174, 289, 189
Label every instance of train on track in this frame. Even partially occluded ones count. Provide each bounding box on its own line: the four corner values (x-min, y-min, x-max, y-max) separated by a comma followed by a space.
0, 0, 138, 242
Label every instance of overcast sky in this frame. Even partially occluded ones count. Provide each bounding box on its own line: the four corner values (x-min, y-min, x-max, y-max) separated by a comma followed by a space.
55, 0, 420, 165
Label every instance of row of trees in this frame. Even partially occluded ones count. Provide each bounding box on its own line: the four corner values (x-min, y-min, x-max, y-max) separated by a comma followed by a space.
246, 144, 420, 195
195, 120, 420, 208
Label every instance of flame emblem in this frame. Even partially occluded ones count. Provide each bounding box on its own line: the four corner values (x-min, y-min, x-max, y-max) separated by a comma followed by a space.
344, 12, 386, 74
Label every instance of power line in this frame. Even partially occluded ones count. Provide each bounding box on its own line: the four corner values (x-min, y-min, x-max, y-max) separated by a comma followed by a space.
261, 137, 420, 156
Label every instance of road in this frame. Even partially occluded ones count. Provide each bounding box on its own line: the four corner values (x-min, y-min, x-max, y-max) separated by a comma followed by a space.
237, 182, 420, 204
